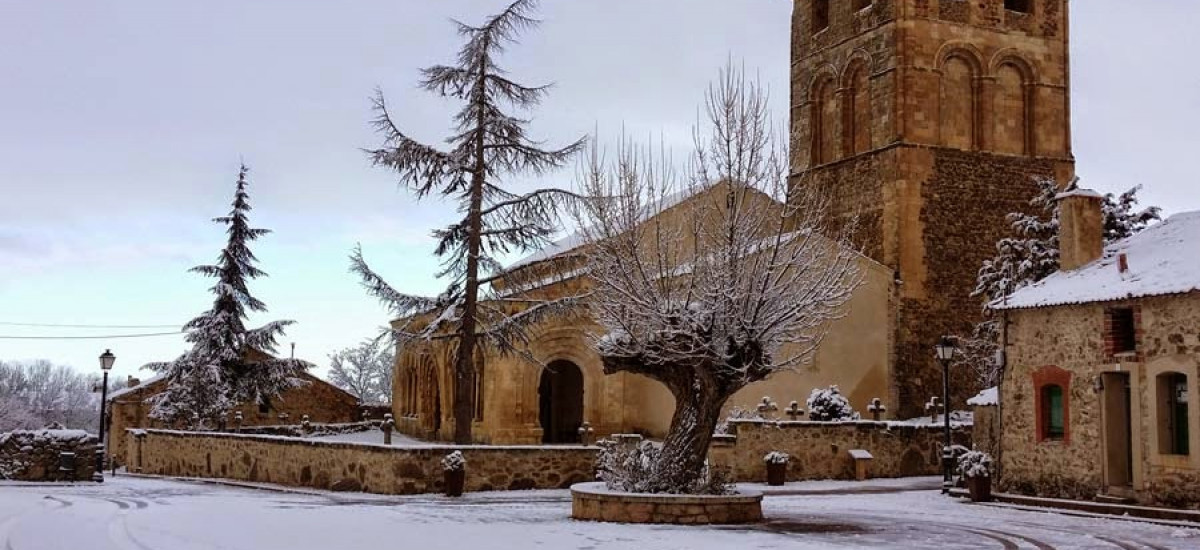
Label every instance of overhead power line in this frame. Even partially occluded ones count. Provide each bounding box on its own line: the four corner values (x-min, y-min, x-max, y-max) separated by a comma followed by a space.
0, 332, 183, 340
0, 321, 181, 329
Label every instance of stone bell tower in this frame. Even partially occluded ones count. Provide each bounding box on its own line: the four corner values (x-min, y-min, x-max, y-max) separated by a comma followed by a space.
790, 0, 1076, 416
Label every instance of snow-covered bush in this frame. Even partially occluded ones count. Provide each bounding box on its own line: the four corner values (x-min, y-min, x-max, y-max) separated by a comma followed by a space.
957, 450, 993, 479
763, 451, 789, 465
806, 386, 859, 422
441, 451, 466, 472
596, 438, 731, 495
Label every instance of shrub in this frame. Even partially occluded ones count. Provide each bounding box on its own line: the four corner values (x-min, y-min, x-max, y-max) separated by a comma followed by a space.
806, 386, 859, 422
763, 451, 790, 465
957, 450, 993, 479
441, 451, 466, 472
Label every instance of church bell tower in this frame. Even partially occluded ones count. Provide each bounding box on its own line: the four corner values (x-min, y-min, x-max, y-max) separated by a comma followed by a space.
790, 0, 1076, 416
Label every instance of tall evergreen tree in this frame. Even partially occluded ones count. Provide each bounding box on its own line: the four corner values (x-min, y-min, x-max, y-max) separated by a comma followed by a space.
150, 166, 306, 428
353, 0, 585, 443
960, 177, 1160, 390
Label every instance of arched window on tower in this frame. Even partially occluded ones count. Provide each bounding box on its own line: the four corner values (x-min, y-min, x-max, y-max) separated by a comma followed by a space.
813, 0, 830, 33
811, 78, 838, 165
844, 64, 872, 155
1005, 0, 1031, 14
940, 55, 978, 150
993, 62, 1030, 155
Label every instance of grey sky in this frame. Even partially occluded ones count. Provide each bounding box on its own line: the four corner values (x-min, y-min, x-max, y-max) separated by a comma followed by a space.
1, 1, 1196, 382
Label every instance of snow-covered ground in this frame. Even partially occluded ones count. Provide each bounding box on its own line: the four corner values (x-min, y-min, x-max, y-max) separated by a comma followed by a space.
0, 476, 1195, 549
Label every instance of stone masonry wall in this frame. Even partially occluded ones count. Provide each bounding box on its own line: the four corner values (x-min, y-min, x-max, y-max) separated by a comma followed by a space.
0, 429, 98, 481
128, 429, 596, 495
1001, 294, 1200, 508
714, 420, 971, 483
109, 372, 360, 466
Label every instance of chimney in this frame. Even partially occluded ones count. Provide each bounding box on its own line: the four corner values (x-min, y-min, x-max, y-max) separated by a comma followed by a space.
1056, 188, 1105, 271
127, 376, 141, 388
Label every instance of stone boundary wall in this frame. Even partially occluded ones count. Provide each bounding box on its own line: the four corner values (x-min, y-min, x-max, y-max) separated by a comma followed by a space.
1, 429, 98, 481
712, 420, 973, 483
127, 429, 596, 495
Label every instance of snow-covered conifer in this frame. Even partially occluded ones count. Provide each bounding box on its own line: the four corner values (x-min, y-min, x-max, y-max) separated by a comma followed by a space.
353, 0, 586, 444
963, 178, 1160, 388
149, 166, 306, 428
576, 65, 861, 493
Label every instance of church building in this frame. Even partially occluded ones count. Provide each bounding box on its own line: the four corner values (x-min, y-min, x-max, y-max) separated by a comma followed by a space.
391, 0, 1077, 444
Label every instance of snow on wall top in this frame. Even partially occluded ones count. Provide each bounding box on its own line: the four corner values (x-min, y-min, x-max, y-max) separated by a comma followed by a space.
994, 210, 1200, 310
967, 387, 998, 407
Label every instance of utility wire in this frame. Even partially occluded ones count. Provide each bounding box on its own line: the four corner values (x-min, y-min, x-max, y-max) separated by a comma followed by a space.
0, 321, 181, 329
0, 332, 183, 340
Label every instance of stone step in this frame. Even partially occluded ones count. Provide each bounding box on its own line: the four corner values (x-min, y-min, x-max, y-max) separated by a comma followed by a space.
1095, 493, 1137, 505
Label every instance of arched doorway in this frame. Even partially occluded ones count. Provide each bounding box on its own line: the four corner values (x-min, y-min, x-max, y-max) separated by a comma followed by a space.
539, 360, 584, 444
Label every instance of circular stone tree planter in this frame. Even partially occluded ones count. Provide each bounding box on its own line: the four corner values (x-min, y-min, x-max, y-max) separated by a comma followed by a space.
570, 482, 763, 525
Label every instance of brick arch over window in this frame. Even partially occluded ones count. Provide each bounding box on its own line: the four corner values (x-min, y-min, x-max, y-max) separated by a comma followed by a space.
936, 46, 984, 151
841, 53, 872, 156
809, 70, 839, 165
1032, 365, 1072, 444
990, 53, 1037, 156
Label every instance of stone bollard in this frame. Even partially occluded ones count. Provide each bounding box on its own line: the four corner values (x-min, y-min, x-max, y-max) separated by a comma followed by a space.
577, 421, 595, 446
301, 415, 312, 435
784, 401, 805, 421
233, 411, 243, 431
868, 398, 887, 422
381, 414, 395, 445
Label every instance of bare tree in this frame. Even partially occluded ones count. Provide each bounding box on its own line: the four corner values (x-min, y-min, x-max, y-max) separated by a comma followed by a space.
575, 66, 862, 494
328, 339, 395, 405
0, 359, 125, 432
354, 0, 585, 443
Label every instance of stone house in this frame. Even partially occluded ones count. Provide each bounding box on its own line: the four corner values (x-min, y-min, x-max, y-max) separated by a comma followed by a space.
994, 192, 1200, 508
391, 0, 1079, 444
107, 368, 361, 465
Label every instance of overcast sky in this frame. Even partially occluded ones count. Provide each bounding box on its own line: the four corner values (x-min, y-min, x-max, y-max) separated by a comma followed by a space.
1, 0, 1197, 383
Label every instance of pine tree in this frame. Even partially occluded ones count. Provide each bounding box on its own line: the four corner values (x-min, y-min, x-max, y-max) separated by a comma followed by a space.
962, 177, 1160, 389
150, 166, 306, 428
353, 0, 585, 444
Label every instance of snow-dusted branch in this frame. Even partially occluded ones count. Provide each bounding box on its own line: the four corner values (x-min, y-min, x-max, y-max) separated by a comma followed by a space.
575, 63, 862, 494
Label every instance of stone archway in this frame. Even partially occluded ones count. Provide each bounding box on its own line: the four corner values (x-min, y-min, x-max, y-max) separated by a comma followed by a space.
539, 360, 584, 444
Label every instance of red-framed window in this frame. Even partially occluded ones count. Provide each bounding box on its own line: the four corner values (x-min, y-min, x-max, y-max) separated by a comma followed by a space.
1033, 365, 1072, 444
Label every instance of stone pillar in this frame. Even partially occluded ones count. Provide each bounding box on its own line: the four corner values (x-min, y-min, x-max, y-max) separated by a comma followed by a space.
1057, 187, 1105, 271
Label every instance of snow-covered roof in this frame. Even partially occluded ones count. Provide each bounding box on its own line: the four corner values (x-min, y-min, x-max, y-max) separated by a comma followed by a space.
994, 211, 1200, 310
106, 374, 164, 401
967, 387, 998, 407
505, 186, 703, 270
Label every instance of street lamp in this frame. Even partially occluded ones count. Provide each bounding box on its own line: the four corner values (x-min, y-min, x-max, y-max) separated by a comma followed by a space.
934, 336, 957, 494
95, 349, 115, 482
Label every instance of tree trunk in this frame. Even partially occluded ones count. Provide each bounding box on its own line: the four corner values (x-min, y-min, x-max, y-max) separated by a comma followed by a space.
648, 386, 727, 493
453, 45, 490, 446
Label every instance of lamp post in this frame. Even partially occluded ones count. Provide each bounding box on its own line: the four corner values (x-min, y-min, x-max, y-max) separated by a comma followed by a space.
934, 336, 957, 494
95, 349, 115, 482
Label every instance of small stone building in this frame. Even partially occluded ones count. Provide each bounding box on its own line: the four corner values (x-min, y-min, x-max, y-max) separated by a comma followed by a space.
107, 370, 361, 465
994, 193, 1200, 508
